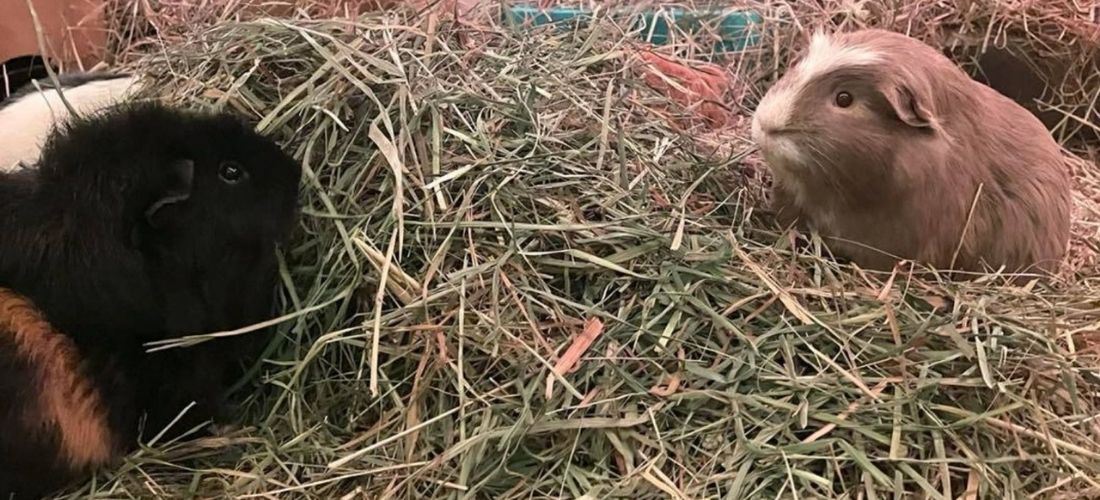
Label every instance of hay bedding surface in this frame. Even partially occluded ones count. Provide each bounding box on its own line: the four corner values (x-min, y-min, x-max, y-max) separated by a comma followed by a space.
54, 1, 1100, 498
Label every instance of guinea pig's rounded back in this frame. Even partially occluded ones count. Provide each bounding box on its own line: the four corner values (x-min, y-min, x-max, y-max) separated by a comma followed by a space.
0, 73, 144, 173
37, 101, 301, 224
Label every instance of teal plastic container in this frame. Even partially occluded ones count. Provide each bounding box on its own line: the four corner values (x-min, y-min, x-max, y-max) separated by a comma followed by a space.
504, 4, 763, 53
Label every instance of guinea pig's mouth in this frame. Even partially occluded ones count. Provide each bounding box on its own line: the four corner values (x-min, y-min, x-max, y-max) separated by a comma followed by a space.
751, 117, 802, 143
757, 126, 804, 137
754, 129, 806, 166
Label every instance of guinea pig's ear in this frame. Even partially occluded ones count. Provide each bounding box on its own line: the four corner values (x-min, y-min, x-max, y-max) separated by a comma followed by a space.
144, 159, 195, 228
883, 82, 934, 129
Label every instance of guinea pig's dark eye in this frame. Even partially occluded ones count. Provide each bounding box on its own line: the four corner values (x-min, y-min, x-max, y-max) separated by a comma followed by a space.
218, 161, 247, 184
835, 91, 854, 108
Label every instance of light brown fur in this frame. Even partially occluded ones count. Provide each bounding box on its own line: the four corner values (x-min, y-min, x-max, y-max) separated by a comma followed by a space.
751, 29, 1072, 277
0, 288, 115, 469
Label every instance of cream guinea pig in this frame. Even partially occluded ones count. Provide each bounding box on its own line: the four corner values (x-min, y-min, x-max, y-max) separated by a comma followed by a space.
751, 29, 1072, 278
0, 72, 143, 172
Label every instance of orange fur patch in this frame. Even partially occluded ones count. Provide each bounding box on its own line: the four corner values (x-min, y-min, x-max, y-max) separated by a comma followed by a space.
0, 288, 115, 469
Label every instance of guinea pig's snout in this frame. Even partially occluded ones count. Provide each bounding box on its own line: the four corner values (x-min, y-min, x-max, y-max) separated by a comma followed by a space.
751, 100, 804, 166
750, 116, 766, 144
751, 89, 794, 142
751, 114, 781, 148
751, 106, 781, 145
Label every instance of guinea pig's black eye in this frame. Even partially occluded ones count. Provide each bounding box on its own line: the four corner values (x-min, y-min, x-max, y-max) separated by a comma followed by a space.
218, 161, 247, 184
835, 91, 854, 108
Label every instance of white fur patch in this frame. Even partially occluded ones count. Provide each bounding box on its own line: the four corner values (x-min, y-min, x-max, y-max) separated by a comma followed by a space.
752, 117, 803, 167
0, 76, 144, 172
753, 31, 882, 134
758, 135, 805, 171
797, 31, 881, 87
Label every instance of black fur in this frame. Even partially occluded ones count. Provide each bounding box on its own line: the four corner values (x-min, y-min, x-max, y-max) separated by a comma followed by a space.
0, 55, 49, 102
0, 101, 301, 498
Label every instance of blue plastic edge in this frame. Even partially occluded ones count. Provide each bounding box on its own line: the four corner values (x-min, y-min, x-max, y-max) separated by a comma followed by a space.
504, 4, 763, 53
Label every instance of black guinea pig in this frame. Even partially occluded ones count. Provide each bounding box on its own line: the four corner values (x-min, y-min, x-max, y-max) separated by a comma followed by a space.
0, 101, 302, 498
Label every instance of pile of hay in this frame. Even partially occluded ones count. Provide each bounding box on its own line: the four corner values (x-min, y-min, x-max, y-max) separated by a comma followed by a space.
57, 1, 1100, 498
